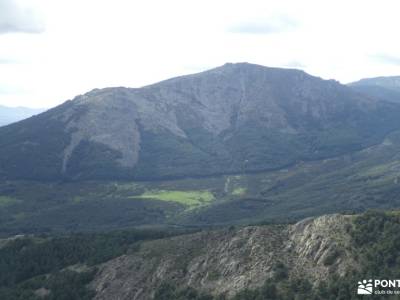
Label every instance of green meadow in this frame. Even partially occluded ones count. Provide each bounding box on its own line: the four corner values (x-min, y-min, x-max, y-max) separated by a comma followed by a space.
0, 196, 18, 207
131, 190, 215, 208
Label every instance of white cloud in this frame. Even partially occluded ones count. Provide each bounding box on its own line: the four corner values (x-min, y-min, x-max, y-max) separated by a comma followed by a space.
284, 61, 306, 69
0, 0, 400, 108
228, 15, 298, 34
0, 0, 44, 34
371, 54, 400, 66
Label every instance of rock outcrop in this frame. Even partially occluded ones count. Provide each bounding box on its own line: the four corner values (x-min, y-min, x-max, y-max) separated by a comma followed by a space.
91, 214, 356, 299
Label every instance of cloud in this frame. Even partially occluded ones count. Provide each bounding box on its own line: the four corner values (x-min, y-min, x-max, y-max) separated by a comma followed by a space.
228, 15, 298, 34
0, 0, 45, 34
371, 54, 400, 66
283, 60, 306, 69
0, 57, 20, 64
0, 84, 26, 95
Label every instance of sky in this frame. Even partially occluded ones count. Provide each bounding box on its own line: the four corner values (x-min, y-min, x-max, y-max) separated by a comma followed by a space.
1, 0, 400, 108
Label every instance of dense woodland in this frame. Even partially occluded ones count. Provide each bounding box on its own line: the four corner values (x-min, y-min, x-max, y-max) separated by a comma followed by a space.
0, 228, 194, 300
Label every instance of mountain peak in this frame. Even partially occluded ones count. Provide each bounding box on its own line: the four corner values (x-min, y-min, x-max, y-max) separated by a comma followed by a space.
1, 63, 400, 181
215, 61, 306, 74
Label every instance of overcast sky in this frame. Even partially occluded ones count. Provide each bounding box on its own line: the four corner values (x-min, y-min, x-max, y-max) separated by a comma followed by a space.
1, 0, 400, 108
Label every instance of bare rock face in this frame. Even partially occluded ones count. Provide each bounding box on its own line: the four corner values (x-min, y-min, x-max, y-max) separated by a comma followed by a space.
60, 89, 141, 172
287, 214, 355, 280
91, 214, 356, 299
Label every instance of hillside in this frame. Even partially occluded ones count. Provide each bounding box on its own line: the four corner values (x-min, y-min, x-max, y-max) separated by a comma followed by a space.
2, 63, 400, 180
1, 211, 400, 299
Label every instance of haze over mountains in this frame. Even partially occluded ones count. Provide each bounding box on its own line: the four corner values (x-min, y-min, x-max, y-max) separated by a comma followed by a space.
0, 105, 45, 127
1, 62, 400, 181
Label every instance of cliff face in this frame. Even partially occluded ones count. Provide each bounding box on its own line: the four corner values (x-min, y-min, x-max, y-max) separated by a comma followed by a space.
91, 214, 356, 299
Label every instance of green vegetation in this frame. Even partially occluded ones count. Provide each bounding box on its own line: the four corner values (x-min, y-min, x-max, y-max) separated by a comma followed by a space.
0, 104, 71, 180
154, 282, 214, 300
231, 187, 246, 196
1, 129, 400, 234
132, 190, 215, 208
0, 196, 18, 207
0, 227, 196, 300
3, 128, 400, 233
2, 211, 400, 299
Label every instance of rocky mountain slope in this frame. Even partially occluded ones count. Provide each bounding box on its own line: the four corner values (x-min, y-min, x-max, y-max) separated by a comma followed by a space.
2, 63, 400, 180
91, 214, 355, 299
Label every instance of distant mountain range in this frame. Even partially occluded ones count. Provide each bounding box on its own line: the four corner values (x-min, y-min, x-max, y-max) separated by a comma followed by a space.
349, 76, 400, 103
0, 105, 46, 127
1, 63, 400, 181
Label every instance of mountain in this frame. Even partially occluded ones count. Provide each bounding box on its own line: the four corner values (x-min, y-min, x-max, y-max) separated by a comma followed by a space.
349, 76, 400, 103
3, 64, 400, 234
0, 105, 45, 127
1, 210, 400, 299
2, 62, 400, 181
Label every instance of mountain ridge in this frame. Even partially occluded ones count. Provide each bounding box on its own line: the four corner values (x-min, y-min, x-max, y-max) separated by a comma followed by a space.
92, 213, 355, 299
349, 75, 400, 103
1, 63, 400, 181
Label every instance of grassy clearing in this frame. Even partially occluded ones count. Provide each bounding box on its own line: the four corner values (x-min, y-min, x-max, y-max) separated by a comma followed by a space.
131, 190, 214, 208
0, 196, 18, 207
358, 162, 395, 178
232, 187, 246, 196
72, 196, 83, 203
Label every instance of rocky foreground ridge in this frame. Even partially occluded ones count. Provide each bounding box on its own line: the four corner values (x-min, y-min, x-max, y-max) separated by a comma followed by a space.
91, 214, 356, 299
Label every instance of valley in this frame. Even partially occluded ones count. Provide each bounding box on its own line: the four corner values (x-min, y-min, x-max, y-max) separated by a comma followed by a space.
2, 126, 400, 235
